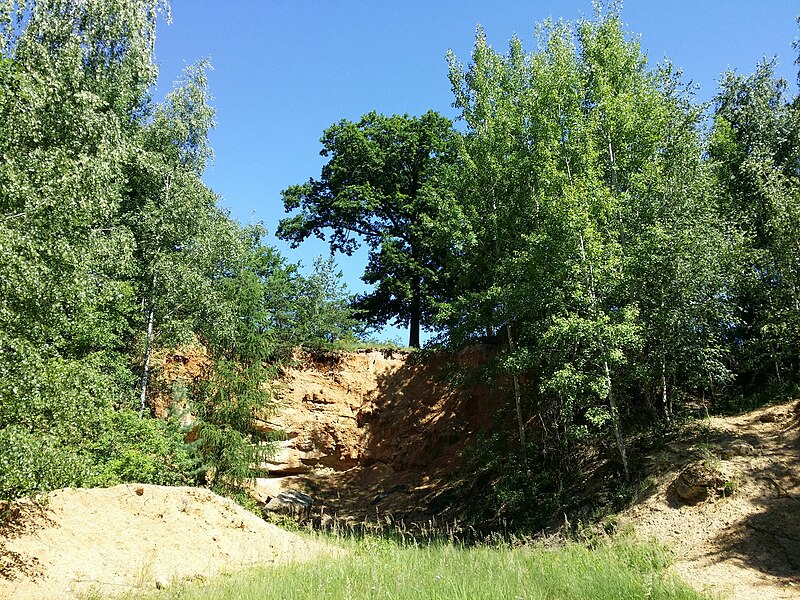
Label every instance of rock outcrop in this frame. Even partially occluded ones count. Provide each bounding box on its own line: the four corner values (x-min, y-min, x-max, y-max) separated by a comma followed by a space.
671, 462, 732, 503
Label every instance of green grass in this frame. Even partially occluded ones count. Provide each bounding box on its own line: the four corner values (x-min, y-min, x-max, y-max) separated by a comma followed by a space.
110, 534, 705, 600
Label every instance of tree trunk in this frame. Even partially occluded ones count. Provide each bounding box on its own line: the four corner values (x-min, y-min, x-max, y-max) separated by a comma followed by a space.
408, 273, 421, 348
579, 232, 630, 480
506, 324, 529, 473
604, 359, 630, 481
608, 136, 618, 192
661, 357, 670, 424
139, 289, 156, 418
139, 174, 172, 416
408, 310, 420, 348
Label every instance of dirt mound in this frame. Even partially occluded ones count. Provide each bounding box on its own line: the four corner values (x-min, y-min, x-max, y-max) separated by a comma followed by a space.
0, 484, 340, 599
621, 400, 800, 599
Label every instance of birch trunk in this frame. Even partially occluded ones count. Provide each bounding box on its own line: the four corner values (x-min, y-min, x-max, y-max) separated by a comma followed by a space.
661, 357, 670, 424
604, 359, 630, 481
139, 288, 156, 418
579, 232, 630, 481
506, 324, 529, 473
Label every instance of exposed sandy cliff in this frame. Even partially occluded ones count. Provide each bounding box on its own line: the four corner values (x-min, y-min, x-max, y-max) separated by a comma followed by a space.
252, 347, 503, 524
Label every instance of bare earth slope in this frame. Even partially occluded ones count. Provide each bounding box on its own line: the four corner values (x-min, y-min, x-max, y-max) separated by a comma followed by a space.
621, 401, 800, 599
252, 347, 503, 524
0, 484, 339, 599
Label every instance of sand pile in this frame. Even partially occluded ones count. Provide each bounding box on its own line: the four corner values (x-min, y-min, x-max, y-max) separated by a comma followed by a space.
0, 484, 340, 599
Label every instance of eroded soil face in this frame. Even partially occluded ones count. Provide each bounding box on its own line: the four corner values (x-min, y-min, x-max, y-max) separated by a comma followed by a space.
621, 401, 800, 599
252, 347, 504, 526
250, 349, 800, 599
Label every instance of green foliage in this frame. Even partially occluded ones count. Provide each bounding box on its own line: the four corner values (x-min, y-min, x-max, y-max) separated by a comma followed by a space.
439, 3, 771, 517
0, 425, 93, 499
709, 59, 800, 388
460, 430, 563, 532
278, 110, 461, 347
444, 8, 658, 480
291, 256, 365, 347
0, 0, 313, 502
190, 359, 276, 496
266, 3, 800, 525
91, 410, 197, 487
1, 0, 799, 543
0, 342, 196, 499
0, 410, 195, 501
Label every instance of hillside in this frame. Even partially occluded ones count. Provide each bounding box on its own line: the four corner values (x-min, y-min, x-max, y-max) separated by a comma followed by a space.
622, 401, 800, 599
258, 350, 800, 597
2, 349, 798, 599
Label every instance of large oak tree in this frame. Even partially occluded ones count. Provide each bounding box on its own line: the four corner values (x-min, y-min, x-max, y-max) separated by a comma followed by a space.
278, 110, 460, 347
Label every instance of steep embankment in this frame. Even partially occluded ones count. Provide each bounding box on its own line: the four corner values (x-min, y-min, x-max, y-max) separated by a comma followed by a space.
251, 347, 504, 524
621, 401, 800, 600
0, 348, 502, 598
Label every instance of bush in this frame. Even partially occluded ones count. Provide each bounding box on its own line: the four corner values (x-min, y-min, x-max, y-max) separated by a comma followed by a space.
90, 409, 198, 487
0, 425, 93, 499
0, 342, 199, 499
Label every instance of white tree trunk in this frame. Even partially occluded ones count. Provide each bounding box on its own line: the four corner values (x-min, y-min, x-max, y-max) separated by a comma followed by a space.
605, 359, 630, 481
661, 357, 670, 424
580, 232, 630, 481
506, 324, 528, 473
139, 277, 156, 418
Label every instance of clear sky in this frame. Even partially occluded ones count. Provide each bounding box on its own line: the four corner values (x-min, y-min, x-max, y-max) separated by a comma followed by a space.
153, 1, 799, 344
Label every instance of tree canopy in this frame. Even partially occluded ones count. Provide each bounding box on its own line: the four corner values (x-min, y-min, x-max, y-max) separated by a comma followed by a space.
271, 6, 800, 525
278, 110, 461, 348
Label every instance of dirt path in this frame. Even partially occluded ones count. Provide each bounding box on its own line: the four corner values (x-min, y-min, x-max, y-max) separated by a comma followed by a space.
621, 400, 800, 599
0, 484, 340, 599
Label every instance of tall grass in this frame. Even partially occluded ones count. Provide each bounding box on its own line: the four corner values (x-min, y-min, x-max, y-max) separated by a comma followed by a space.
114, 533, 705, 600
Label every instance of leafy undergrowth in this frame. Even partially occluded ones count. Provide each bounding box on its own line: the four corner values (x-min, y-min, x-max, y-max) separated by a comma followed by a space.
101, 534, 704, 600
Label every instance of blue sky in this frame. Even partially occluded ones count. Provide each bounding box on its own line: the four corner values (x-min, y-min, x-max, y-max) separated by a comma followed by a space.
153, 1, 799, 344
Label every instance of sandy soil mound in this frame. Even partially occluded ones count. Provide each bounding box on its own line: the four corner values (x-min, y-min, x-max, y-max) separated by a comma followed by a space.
621, 400, 800, 599
0, 484, 340, 599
